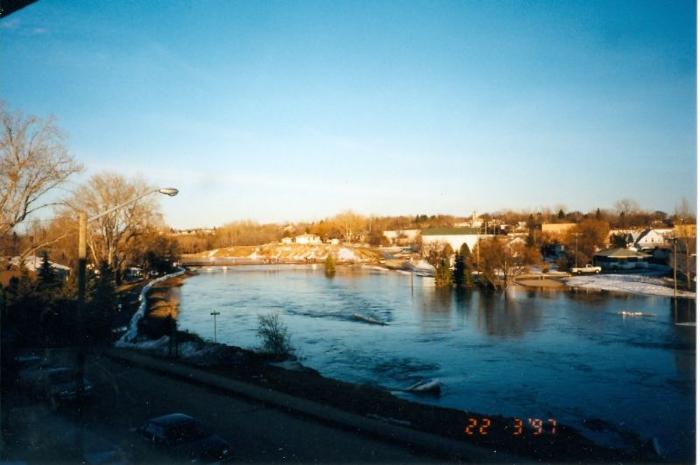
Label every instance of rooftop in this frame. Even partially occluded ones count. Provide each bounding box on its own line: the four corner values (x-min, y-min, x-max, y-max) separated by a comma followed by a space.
594, 248, 652, 259
421, 227, 481, 236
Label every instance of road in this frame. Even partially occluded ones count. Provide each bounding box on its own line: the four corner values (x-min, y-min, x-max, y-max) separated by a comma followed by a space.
4, 351, 443, 464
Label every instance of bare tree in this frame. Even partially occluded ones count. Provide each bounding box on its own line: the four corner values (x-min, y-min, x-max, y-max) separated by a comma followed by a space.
333, 210, 367, 243
614, 198, 639, 216
63, 173, 163, 280
0, 102, 82, 237
477, 237, 525, 289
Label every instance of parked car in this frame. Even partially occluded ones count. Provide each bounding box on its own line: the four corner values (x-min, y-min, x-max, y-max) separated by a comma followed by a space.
571, 264, 602, 275
20, 366, 93, 406
138, 413, 232, 464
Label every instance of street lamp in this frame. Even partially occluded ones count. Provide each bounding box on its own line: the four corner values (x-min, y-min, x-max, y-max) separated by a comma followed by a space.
210, 311, 221, 342
573, 233, 583, 268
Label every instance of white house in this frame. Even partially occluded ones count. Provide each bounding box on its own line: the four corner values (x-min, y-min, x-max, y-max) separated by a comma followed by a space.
421, 228, 492, 253
9, 255, 71, 274
280, 237, 293, 244
294, 233, 322, 245
635, 229, 669, 251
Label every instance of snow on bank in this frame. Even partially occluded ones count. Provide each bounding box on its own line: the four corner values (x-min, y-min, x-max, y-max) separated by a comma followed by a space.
114, 333, 221, 364
116, 269, 186, 345
338, 247, 358, 261
566, 274, 695, 299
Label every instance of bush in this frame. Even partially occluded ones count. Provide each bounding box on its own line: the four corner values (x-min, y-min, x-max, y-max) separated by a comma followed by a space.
324, 254, 336, 278
257, 312, 292, 357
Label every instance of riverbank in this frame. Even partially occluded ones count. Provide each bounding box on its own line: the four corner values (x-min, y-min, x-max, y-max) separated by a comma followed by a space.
182, 243, 384, 266
116, 269, 661, 462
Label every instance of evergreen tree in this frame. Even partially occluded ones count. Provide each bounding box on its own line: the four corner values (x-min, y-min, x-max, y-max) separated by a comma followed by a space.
462, 243, 474, 288
595, 208, 602, 220
36, 251, 60, 301
432, 243, 454, 287
557, 209, 565, 220
13, 259, 34, 301
435, 256, 453, 288
453, 249, 465, 287
89, 262, 117, 342
324, 254, 336, 278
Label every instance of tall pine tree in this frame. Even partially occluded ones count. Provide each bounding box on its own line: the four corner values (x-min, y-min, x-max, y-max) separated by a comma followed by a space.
36, 251, 60, 301
89, 262, 117, 343
453, 243, 474, 288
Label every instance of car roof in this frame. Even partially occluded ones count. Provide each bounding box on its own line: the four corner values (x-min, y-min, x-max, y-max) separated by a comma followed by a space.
47, 367, 73, 374
149, 413, 196, 426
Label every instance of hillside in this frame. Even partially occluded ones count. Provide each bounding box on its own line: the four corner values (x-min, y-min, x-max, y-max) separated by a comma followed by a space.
185, 243, 385, 264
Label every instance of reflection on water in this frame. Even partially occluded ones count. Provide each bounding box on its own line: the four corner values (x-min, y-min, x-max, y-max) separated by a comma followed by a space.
176, 265, 695, 461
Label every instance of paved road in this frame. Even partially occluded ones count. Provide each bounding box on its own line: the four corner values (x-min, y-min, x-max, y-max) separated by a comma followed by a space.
6, 351, 443, 464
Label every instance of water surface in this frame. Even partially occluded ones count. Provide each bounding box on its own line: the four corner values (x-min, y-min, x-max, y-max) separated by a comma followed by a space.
175, 265, 695, 460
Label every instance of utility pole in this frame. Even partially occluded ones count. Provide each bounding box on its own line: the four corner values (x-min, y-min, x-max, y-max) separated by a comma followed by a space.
75, 211, 87, 458
210, 311, 221, 342
673, 236, 678, 320
573, 233, 582, 268
76, 211, 87, 398
673, 237, 678, 299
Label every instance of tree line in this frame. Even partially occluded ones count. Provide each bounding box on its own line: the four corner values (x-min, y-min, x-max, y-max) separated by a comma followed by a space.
173, 203, 694, 255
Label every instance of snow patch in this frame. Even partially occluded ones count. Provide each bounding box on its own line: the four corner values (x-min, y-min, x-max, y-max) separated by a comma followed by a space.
566, 274, 695, 299
338, 247, 357, 261
116, 269, 186, 345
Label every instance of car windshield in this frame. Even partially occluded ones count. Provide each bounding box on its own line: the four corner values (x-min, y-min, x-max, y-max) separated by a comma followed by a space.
166, 422, 207, 443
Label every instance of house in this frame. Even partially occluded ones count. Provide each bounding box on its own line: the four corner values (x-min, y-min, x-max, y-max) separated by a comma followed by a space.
634, 229, 669, 251
280, 237, 293, 244
9, 255, 71, 275
541, 223, 576, 236
593, 247, 652, 271
327, 238, 341, 245
421, 228, 490, 253
294, 233, 322, 245
608, 228, 641, 247
382, 229, 420, 245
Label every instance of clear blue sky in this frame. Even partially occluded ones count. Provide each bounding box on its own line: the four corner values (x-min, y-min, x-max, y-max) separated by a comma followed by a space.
1, 0, 696, 228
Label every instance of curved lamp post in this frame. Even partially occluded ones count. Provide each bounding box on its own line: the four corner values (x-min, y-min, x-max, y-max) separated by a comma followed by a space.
75, 187, 178, 397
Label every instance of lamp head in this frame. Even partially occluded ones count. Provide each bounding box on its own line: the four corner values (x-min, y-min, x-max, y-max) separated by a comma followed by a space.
158, 187, 179, 197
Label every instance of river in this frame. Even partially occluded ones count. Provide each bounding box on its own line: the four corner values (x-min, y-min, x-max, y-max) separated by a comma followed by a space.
174, 265, 695, 461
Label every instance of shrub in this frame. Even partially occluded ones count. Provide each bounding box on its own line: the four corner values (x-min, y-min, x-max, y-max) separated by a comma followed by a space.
324, 254, 336, 278
257, 312, 292, 357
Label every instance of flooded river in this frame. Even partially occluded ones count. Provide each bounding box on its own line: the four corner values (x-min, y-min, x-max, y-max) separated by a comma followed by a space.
175, 265, 695, 460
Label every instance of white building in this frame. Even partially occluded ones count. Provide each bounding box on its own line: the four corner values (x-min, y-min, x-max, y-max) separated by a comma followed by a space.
280, 237, 293, 244
421, 228, 492, 253
294, 233, 322, 245
635, 229, 670, 250
9, 255, 71, 273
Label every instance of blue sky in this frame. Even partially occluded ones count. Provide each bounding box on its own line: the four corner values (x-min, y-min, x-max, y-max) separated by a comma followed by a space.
1, 0, 696, 228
